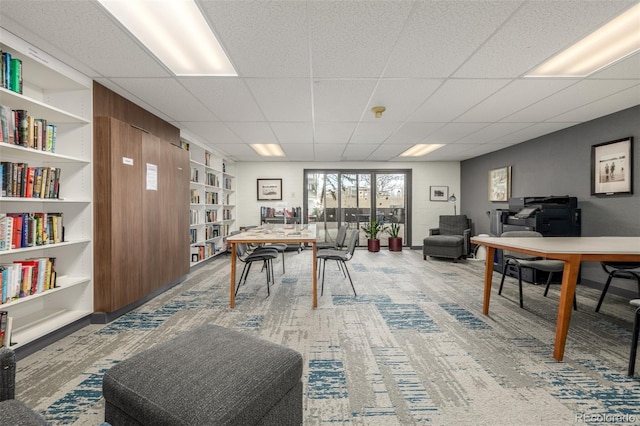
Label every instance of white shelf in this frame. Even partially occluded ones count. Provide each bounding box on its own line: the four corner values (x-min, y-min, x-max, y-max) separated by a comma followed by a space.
10, 308, 92, 350
1, 29, 93, 354
181, 137, 235, 267
0, 275, 90, 309
0, 239, 91, 256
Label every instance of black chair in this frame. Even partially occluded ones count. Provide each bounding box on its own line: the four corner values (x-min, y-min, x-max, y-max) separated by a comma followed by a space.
0, 347, 48, 424
235, 243, 279, 297
595, 262, 640, 312
629, 299, 640, 376
498, 231, 576, 310
317, 231, 359, 296
317, 224, 349, 250
253, 243, 288, 273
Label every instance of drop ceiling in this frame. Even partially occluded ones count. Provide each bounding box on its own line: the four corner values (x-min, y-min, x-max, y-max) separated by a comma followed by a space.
1, 0, 638, 162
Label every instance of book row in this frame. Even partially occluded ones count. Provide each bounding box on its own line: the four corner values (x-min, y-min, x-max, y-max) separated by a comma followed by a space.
190, 242, 218, 262
1, 257, 57, 305
0, 212, 64, 251
1, 50, 22, 94
0, 105, 58, 151
1, 162, 61, 199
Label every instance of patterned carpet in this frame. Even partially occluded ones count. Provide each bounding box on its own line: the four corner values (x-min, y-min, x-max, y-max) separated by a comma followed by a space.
13, 248, 640, 425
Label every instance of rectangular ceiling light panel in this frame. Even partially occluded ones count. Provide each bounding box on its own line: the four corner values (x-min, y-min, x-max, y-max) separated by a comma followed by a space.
527, 4, 640, 77
399, 144, 444, 157
98, 0, 236, 76
251, 144, 285, 157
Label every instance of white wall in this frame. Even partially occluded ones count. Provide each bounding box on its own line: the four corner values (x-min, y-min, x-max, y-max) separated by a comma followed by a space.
235, 161, 460, 246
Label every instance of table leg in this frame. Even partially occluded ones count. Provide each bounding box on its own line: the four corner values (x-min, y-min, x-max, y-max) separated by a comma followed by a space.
312, 242, 317, 308
230, 242, 236, 309
553, 254, 581, 361
482, 247, 495, 315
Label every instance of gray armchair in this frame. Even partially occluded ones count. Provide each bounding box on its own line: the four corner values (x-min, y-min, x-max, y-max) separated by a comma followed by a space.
423, 215, 472, 261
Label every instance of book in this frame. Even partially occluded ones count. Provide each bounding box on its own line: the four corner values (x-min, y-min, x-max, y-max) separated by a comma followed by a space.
9, 58, 22, 94
24, 167, 35, 198
0, 311, 7, 347
15, 109, 28, 147
2, 51, 11, 91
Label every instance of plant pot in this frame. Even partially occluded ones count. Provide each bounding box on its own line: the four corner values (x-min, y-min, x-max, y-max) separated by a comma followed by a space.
388, 237, 403, 251
367, 239, 380, 252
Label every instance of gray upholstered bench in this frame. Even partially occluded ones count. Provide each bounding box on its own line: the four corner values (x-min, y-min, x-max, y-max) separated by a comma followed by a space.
102, 323, 303, 425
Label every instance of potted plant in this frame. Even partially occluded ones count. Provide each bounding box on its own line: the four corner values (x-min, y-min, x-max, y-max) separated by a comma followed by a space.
387, 223, 403, 252
361, 219, 386, 252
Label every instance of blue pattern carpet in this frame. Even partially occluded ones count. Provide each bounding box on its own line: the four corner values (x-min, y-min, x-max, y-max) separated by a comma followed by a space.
13, 249, 640, 425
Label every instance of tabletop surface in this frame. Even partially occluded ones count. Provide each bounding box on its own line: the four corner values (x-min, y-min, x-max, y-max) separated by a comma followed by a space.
471, 236, 640, 255
227, 224, 317, 243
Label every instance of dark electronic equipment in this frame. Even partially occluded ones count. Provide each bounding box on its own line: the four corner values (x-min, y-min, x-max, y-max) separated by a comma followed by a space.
490, 196, 581, 284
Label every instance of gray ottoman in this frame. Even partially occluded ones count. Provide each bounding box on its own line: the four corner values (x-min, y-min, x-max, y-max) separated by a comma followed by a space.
102, 324, 303, 425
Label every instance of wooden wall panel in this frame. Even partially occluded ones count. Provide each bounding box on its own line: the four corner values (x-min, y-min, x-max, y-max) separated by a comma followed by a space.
109, 120, 144, 308
141, 133, 162, 295
93, 82, 180, 144
93, 83, 190, 319
93, 117, 143, 312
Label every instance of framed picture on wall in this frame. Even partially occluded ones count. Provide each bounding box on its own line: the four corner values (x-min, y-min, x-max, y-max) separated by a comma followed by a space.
257, 178, 283, 201
488, 166, 511, 202
429, 186, 449, 201
591, 137, 633, 195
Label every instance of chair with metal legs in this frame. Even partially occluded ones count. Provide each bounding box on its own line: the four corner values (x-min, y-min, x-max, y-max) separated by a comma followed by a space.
317, 230, 359, 296
595, 262, 640, 312
317, 224, 349, 250
498, 231, 576, 309
235, 243, 279, 297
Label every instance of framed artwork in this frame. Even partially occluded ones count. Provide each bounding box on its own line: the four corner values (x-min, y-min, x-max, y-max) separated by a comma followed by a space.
488, 166, 511, 202
591, 137, 633, 195
257, 178, 283, 201
429, 186, 449, 201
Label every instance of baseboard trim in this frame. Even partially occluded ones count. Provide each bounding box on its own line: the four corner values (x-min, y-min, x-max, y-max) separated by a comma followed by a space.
91, 275, 187, 324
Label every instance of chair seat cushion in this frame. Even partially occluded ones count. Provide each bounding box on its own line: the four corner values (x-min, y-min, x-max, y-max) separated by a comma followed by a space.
513, 259, 564, 272
423, 235, 464, 248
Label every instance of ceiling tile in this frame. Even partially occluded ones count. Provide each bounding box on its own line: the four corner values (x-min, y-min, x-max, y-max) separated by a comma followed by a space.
225, 122, 278, 144
271, 122, 314, 144
507, 80, 640, 122
313, 122, 358, 144
245, 78, 312, 122
411, 79, 511, 122
350, 122, 401, 144
457, 79, 577, 122
313, 80, 378, 122
308, 1, 413, 78
200, 1, 309, 77
180, 77, 264, 121
384, 0, 522, 78
111, 78, 215, 121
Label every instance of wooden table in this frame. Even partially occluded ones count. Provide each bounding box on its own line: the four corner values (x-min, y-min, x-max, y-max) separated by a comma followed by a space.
227, 224, 317, 308
471, 236, 640, 361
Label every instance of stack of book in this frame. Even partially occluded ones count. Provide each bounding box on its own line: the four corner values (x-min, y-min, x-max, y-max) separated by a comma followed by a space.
0, 212, 64, 251
0, 257, 57, 304
0, 105, 57, 151
0, 162, 62, 198
1, 50, 23, 94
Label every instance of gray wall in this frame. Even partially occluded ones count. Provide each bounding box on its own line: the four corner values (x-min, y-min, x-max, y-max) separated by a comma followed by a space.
460, 105, 640, 291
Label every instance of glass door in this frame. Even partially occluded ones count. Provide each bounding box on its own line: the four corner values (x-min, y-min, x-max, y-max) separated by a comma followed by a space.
305, 170, 410, 246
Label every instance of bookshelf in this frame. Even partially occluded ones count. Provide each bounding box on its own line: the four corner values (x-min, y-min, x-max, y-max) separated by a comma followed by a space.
185, 140, 235, 266
0, 29, 93, 353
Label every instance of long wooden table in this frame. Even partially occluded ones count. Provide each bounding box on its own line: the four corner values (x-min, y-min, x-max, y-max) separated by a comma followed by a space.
227, 224, 317, 308
471, 236, 640, 361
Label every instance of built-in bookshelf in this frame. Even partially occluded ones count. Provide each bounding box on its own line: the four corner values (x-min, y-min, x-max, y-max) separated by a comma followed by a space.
0, 28, 93, 353
183, 139, 235, 267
